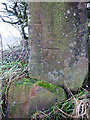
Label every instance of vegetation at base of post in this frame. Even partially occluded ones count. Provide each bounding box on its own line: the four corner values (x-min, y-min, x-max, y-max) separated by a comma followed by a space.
0, 45, 89, 119
32, 88, 89, 120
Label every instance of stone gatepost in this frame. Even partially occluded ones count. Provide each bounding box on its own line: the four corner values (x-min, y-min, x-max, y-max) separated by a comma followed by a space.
29, 2, 88, 91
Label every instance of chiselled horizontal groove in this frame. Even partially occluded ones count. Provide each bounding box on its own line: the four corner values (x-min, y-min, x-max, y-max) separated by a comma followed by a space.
43, 47, 60, 51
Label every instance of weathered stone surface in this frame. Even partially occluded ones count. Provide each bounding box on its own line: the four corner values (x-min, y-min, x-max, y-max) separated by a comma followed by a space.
63, 57, 88, 90
29, 2, 88, 90
8, 78, 66, 118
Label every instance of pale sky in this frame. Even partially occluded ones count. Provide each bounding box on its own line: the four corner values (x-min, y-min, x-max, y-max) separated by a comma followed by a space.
0, 0, 21, 50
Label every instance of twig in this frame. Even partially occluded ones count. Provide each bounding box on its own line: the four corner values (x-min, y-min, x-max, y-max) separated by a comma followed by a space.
64, 81, 75, 100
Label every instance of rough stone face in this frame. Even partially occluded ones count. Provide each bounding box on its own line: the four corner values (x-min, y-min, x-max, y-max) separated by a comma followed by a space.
8, 78, 66, 118
29, 2, 88, 91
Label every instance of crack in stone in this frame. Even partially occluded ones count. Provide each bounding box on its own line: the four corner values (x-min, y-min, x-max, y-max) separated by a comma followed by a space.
43, 47, 60, 51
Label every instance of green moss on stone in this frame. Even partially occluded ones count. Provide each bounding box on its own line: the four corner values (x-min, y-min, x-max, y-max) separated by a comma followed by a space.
37, 81, 56, 92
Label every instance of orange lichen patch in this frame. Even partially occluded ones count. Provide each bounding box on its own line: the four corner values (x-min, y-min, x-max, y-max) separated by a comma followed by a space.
30, 84, 39, 98
22, 84, 39, 115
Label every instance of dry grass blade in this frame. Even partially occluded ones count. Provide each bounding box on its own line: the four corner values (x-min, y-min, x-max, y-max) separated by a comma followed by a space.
64, 81, 75, 100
